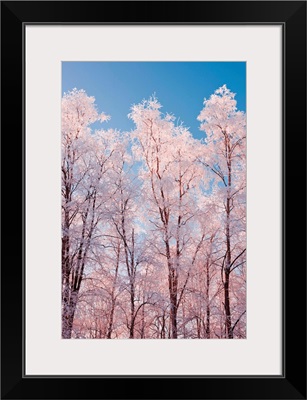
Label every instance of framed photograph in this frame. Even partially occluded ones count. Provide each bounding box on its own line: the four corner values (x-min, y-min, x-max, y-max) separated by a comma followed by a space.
1, 1, 306, 399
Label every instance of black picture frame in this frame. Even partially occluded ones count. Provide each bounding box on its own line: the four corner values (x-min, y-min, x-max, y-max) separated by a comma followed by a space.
1, 1, 306, 399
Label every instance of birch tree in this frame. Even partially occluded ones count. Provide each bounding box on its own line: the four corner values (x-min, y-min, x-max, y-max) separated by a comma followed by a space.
61, 87, 247, 339
198, 85, 246, 338
129, 96, 203, 338
61, 88, 113, 338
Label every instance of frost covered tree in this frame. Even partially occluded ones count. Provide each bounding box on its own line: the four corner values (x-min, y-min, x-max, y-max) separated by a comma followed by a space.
61, 87, 246, 339
61, 88, 115, 338
129, 96, 204, 338
197, 85, 246, 338
106, 143, 149, 339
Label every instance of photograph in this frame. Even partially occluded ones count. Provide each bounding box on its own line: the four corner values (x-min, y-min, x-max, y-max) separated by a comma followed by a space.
61, 62, 247, 339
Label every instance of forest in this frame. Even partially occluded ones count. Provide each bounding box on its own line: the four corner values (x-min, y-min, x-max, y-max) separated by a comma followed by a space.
62, 84, 246, 339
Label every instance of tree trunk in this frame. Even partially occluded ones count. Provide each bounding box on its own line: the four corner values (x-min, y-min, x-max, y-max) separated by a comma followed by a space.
62, 290, 78, 339
196, 317, 201, 339
107, 244, 120, 339
169, 287, 178, 339
205, 262, 211, 339
224, 134, 233, 339
160, 313, 166, 339
129, 285, 135, 339
163, 229, 178, 339
224, 269, 233, 338
167, 259, 178, 338
140, 302, 145, 338
224, 194, 233, 338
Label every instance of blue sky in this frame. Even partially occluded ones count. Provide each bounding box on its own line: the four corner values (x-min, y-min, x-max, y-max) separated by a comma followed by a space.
62, 62, 246, 140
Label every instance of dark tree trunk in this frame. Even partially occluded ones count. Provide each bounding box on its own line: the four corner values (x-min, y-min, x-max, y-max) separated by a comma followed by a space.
140, 303, 145, 338
62, 290, 78, 339
224, 132, 233, 339
205, 262, 211, 339
196, 317, 201, 339
160, 313, 166, 339
167, 254, 178, 339
129, 285, 135, 339
169, 288, 178, 339
225, 194, 233, 339
224, 269, 233, 338
107, 243, 120, 339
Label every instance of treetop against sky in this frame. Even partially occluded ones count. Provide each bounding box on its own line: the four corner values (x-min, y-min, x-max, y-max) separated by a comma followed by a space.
62, 61, 246, 139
